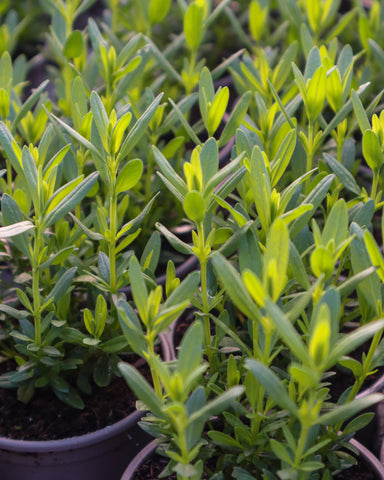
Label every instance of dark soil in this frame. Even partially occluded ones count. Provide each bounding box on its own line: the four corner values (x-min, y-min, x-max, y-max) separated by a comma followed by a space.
0, 360, 149, 441
132, 453, 171, 480
335, 461, 377, 480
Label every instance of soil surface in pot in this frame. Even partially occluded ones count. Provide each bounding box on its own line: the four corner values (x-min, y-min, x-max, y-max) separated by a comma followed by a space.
132, 452, 170, 480
335, 462, 377, 480
0, 359, 149, 441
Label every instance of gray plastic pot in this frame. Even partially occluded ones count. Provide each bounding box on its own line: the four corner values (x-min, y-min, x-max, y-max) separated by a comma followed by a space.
121, 438, 384, 480
0, 409, 150, 480
0, 332, 174, 480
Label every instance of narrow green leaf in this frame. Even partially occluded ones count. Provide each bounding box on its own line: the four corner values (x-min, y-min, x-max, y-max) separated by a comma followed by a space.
323, 153, 360, 195
45, 172, 99, 226
319, 393, 384, 426
325, 319, 384, 369
246, 359, 299, 416
218, 91, 251, 147
0, 221, 34, 238
188, 386, 244, 424
212, 252, 258, 321
352, 89, 370, 133
265, 300, 310, 365
46, 267, 77, 303
129, 255, 148, 323
119, 93, 164, 159
119, 361, 163, 416
156, 222, 194, 255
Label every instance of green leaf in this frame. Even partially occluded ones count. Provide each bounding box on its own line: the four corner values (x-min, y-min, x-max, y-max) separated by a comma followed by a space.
0, 121, 22, 176
118, 361, 163, 417
306, 66, 326, 122
0, 221, 34, 238
219, 91, 251, 148
323, 153, 361, 195
342, 412, 375, 436
98, 251, 110, 283
90, 91, 109, 150
249, 146, 271, 232
364, 230, 384, 283
270, 439, 293, 464
183, 190, 205, 223
325, 319, 384, 369
63, 30, 84, 58
318, 393, 384, 426
0, 304, 29, 320
271, 129, 297, 187
265, 300, 310, 365
264, 218, 289, 301
12, 80, 50, 134
94, 354, 111, 387
184, 2, 204, 52
246, 359, 299, 416
164, 271, 200, 308
156, 223, 194, 255
153, 145, 188, 199
208, 430, 241, 448
129, 255, 148, 323
47, 110, 99, 160
212, 252, 258, 321
188, 386, 244, 424
1, 194, 31, 258
322, 199, 348, 248
45, 172, 99, 226
310, 246, 334, 280
0, 88, 9, 118
115, 159, 143, 195
207, 87, 229, 136
68, 212, 104, 241
168, 98, 202, 146
290, 174, 334, 239
149, 0, 172, 24
352, 89, 370, 133
178, 321, 204, 378
46, 267, 77, 303
119, 93, 163, 159
363, 129, 383, 171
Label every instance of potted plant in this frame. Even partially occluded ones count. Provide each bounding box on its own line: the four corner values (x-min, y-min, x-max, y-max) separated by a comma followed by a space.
1, 1, 384, 479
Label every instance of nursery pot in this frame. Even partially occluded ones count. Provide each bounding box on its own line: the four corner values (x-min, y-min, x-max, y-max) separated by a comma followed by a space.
120, 438, 384, 480
0, 410, 150, 480
0, 333, 173, 480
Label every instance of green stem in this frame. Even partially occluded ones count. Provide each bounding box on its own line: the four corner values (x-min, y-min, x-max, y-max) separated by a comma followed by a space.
294, 425, 309, 468
185, 51, 197, 95
147, 340, 163, 398
305, 121, 314, 195
108, 158, 118, 294
371, 170, 379, 203
346, 330, 382, 403
32, 222, 44, 345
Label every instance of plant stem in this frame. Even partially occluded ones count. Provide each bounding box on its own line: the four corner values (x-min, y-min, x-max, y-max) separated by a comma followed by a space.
371, 170, 379, 203
346, 329, 382, 403
32, 221, 44, 345
294, 424, 309, 469
305, 121, 314, 195
109, 157, 118, 294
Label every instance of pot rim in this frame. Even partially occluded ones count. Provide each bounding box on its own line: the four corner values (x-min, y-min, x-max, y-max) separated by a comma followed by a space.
350, 438, 384, 479
0, 409, 144, 453
120, 439, 157, 480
